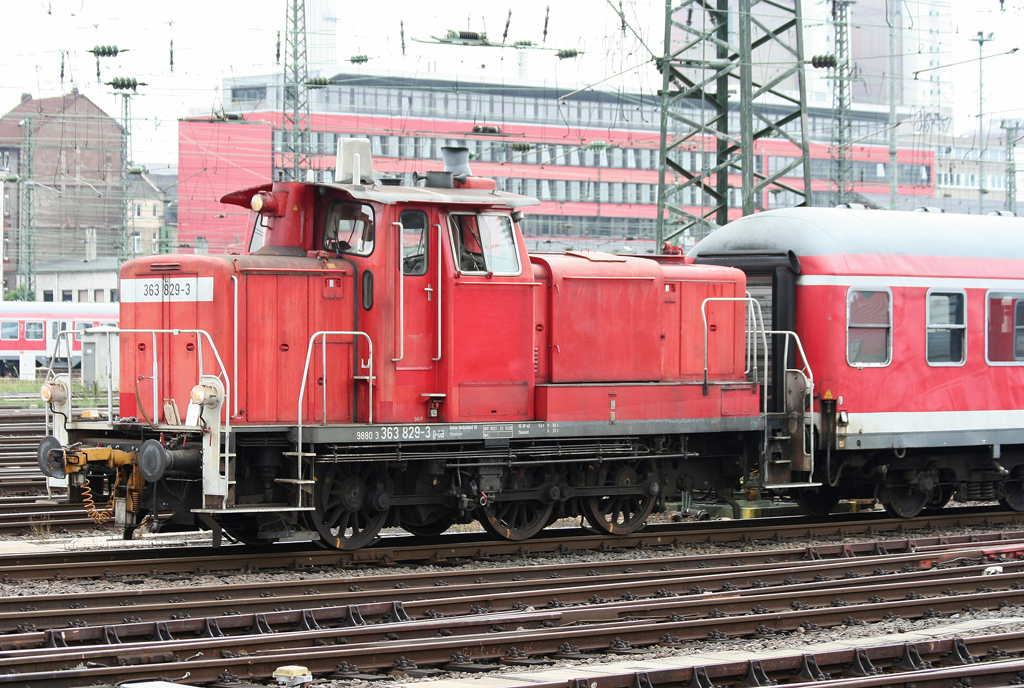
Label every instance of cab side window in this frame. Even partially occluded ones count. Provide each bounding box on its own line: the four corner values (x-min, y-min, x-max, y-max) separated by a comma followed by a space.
400, 210, 429, 276
323, 200, 375, 256
847, 288, 891, 365
448, 213, 520, 275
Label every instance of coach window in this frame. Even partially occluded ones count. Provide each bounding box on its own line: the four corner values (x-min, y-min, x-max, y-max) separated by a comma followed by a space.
926, 290, 966, 365
323, 199, 375, 257
448, 213, 520, 275
985, 291, 1024, 363
847, 288, 892, 366
0, 321, 17, 341
74, 321, 90, 342
400, 209, 429, 276
24, 321, 43, 341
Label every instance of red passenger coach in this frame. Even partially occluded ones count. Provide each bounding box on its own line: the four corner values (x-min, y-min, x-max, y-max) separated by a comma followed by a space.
0, 301, 118, 378
37, 143, 782, 548
691, 207, 1024, 518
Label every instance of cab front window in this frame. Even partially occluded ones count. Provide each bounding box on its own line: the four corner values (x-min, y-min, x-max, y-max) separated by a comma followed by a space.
323, 200, 375, 257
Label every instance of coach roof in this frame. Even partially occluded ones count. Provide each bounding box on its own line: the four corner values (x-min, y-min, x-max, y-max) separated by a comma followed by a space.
689, 208, 1024, 263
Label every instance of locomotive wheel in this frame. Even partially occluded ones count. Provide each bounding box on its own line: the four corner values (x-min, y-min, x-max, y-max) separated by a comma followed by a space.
478, 467, 554, 541
999, 470, 1024, 512
580, 459, 658, 535
795, 484, 842, 517
313, 462, 390, 550
879, 484, 927, 519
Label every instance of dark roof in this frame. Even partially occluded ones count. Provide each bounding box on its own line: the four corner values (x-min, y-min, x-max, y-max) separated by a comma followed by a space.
35, 257, 119, 274
0, 90, 119, 142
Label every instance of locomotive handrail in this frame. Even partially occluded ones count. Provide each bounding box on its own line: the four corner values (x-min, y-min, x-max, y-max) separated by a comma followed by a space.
296, 330, 374, 456
43, 327, 231, 433
432, 223, 443, 362
393, 221, 405, 363
700, 297, 767, 394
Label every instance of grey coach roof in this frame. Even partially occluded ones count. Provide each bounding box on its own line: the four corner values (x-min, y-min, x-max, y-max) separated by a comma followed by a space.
689, 208, 1024, 261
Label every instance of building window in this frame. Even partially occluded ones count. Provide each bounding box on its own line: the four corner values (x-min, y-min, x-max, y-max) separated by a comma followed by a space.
110, 289, 119, 303
78, 289, 89, 302
24, 321, 43, 340
0, 321, 17, 341
926, 291, 965, 365
986, 291, 1024, 364
152, 204, 159, 218
43, 290, 54, 302
134, 203, 142, 218
94, 289, 104, 303
847, 288, 892, 366
62, 290, 73, 302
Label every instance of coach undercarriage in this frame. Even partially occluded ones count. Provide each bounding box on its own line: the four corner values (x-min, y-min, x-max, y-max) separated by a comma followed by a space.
797, 444, 1024, 518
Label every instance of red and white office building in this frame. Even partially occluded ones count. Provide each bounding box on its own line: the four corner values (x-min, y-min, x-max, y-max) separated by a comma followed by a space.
176, 72, 936, 255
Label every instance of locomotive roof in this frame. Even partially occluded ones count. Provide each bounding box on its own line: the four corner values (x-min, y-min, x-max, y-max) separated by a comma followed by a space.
318, 182, 542, 209
689, 208, 1024, 267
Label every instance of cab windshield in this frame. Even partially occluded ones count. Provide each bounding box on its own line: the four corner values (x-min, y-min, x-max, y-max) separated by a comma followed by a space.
324, 200, 375, 256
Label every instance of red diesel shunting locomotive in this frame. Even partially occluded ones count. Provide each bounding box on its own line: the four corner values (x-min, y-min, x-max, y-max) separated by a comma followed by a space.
36, 142, 782, 548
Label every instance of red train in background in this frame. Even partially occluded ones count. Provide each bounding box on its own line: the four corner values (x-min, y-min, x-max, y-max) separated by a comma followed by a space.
34, 142, 1024, 548
0, 302, 118, 378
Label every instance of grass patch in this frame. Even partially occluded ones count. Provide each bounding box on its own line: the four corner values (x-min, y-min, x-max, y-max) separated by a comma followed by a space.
0, 378, 114, 408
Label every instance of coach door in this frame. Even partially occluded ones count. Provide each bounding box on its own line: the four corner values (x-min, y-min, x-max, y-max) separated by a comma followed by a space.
46, 319, 71, 359
392, 207, 442, 421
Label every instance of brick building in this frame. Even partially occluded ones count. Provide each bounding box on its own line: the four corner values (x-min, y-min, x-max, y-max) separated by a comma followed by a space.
0, 89, 124, 296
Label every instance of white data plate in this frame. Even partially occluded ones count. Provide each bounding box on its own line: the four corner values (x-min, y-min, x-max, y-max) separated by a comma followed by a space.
120, 277, 214, 303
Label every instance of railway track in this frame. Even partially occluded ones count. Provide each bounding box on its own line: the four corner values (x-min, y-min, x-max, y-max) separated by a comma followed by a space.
1, 523, 1024, 686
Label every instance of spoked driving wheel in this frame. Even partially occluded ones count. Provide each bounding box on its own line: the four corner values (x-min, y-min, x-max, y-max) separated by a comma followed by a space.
313, 462, 391, 550
478, 466, 554, 541
580, 458, 659, 535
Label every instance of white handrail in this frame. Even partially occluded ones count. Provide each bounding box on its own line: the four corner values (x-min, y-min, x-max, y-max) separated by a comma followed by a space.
700, 296, 767, 393
764, 329, 816, 472
43, 326, 232, 432
432, 222, 443, 362
392, 221, 405, 362
296, 330, 374, 456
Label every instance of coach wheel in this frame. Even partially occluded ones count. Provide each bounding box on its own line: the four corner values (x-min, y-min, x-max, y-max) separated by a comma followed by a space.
402, 517, 453, 537
478, 467, 554, 541
313, 462, 390, 550
923, 485, 954, 513
795, 485, 842, 517
879, 484, 927, 519
998, 470, 1024, 512
581, 458, 659, 535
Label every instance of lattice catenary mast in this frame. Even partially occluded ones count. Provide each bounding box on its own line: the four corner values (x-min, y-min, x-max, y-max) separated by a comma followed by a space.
282, 0, 313, 181
655, 0, 813, 247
